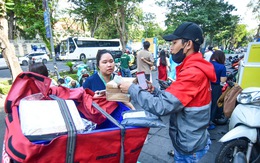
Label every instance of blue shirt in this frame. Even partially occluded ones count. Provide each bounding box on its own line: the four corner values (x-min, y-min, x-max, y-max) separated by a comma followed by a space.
211, 61, 226, 84
168, 55, 178, 80
82, 72, 105, 92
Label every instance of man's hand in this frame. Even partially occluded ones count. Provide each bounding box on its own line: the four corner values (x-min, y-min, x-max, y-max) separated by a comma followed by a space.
119, 80, 154, 94
119, 82, 133, 94
146, 80, 155, 93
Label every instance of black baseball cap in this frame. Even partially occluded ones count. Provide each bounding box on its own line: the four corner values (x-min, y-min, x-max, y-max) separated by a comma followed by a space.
163, 22, 204, 45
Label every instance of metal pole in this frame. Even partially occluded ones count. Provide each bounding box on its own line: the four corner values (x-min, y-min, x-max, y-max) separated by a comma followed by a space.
45, 0, 56, 66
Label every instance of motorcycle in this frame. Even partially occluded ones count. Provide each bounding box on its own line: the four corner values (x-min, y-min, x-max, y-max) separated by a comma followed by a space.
74, 63, 90, 86
215, 87, 260, 163
129, 64, 137, 77
114, 59, 137, 77
50, 64, 81, 88
226, 69, 238, 82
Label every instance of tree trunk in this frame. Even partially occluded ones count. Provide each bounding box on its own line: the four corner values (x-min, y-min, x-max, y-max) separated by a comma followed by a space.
8, 11, 15, 40
109, 0, 127, 52
0, 18, 22, 81
116, 4, 127, 51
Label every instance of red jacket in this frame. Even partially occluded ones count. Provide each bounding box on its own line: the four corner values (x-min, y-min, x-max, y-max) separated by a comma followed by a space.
166, 52, 217, 107
128, 52, 216, 155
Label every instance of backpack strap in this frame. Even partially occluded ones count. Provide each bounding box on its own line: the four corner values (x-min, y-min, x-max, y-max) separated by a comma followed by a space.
49, 95, 76, 163
92, 102, 125, 163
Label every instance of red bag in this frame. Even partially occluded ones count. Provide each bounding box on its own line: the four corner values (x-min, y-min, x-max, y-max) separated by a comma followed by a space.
5, 72, 118, 125
2, 72, 149, 163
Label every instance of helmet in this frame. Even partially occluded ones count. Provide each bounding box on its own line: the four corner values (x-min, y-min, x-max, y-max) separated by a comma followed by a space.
125, 49, 130, 54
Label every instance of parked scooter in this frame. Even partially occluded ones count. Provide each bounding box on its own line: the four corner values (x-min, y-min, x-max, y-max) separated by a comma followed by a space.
129, 64, 137, 77
215, 87, 260, 163
226, 69, 238, 82
114, 61, 122, 76
74, 63, 90, 86
114, 58, 137, 77
51, 64, 81, 88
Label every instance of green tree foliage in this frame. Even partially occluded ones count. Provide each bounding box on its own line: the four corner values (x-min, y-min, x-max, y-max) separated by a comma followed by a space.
70, 0, 145, 50
65, 61, 74, 73
157, 0, 239, 49
13, 1, 44, 39
5, 0, 15, 39
127, 7, 144, 41
13, 0, 59, 51
215, 24, 249, 50
233, 24, 249, 48
68, 0, 109, 37
248, 0, 260, 40
94, 17, 120, 39
0, 0, 6, 17
248, 0, 260, 21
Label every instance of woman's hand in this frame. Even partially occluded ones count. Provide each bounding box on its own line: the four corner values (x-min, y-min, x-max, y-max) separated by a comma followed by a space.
123, 102, 136, 110
93, 90, 106, 98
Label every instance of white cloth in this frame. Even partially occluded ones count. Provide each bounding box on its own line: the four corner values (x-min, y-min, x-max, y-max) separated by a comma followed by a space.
20, 100, 85, 135
204, 51, 213, 62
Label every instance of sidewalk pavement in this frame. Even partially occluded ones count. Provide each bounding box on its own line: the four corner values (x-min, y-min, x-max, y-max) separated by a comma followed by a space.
137, 71, 229, 162
138, 113, 228, 163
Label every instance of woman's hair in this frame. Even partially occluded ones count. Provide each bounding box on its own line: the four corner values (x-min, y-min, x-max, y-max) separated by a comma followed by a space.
29, 62, 48, 77
210, 50, 226, 64
159, 50, 167, 66
96, 49, 114, 68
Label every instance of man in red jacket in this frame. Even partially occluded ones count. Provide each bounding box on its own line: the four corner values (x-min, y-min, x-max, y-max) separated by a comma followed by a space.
119, 22, 216, 162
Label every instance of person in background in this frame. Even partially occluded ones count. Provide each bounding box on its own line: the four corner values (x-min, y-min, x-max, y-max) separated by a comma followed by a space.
128, 51, 136, 67
132, 50, 137, 65
29, 62, 49, 77
136, 41, 154, 81
82, 49, 115, 92
120, 49, 132, 77
208, 50, 227, 130
63, 76, 80, 88
119, 22, 216, 163
204, 46, 213, 61
157, 50, 170, 81
82, 49, 135, 110
28, 62, 57, 86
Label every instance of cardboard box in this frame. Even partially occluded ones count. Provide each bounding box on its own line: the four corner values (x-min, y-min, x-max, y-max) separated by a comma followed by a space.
106, 77, 135, 103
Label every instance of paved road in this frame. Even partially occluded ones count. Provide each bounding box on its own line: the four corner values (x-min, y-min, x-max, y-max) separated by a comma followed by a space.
0, 69, 228, 162
0, 60, 92, 80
